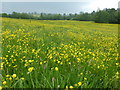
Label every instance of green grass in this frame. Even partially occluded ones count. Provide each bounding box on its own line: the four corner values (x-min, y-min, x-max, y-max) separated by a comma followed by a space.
0, 17, 119, 88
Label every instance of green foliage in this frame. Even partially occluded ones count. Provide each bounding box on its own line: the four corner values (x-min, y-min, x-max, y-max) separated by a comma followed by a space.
1, 8, 120, 24
95, 10, 110, 23
94, 8, 119, 23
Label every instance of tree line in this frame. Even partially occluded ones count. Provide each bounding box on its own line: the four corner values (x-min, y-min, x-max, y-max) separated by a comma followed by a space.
1, 8, 120, 24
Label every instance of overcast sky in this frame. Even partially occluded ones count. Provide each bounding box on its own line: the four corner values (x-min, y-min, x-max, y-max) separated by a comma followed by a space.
1, 0, 119, 14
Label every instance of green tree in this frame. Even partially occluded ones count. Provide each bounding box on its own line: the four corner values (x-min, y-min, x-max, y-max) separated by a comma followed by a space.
95, 10, 110, 23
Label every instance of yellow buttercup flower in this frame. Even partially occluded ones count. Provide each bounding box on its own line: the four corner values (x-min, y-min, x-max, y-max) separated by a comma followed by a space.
23, 56, 26, 58
28, 67, 34, 72
55, 67, 58, 71
11, 55, 14, 57
80, 73, 83, 75
6, 55, 8, 57
65, 85, 68, 89
116, 72, 119, 75
28, 60, 32, 62
116, 75, 119, 79
84, 77, 87, 80
60, 62, 63, 65
21, 77, 25, 80
2, 81, 7, 85
69, 86, 74, 88
78, 82, 82, 86
77, 58, 80, 61
74, 84, 77, 86
6, 75, 10, 77
0, 86, 2, 90
9, 77, 12, 80
12, 74, 17, 78
32, 49, 35, 53
116, 63, 119, 66
40, 62, 42, 65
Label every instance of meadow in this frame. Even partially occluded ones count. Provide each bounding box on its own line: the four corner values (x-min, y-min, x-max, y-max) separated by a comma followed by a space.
0, 17, 119, 88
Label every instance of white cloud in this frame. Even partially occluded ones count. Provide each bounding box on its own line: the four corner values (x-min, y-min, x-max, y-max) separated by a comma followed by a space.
89, 0, 119, 10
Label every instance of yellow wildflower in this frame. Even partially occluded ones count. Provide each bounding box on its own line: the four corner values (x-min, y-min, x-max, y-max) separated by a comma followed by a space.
9, 77, 12, 80
21, 77, 25, 80
116, 76, 119, 79
2, 81, 7, 85
78, 82, 82, 86
84, 77, 87, 80
77, 58, 80, 61
116, 72, 119, 75
28, 67, 34, 72
0, 86, 2, 90
6, 75, 10, 77
116, 63, 119, 66
29, 60, 34, 63
80, 73, 83, 75
55, 67, 58, 71
69, 86, 74, 88
40, 62, 42, 65
32, 49, 35, 53
65, 86, 68, 89
74, 84, 77, 86
12, 74, 17, 78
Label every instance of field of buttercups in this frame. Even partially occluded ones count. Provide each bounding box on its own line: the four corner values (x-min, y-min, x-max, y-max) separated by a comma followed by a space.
0, 17, 119, 88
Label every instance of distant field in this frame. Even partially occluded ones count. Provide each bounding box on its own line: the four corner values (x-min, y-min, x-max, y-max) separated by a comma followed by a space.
0, 17, 119, 88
